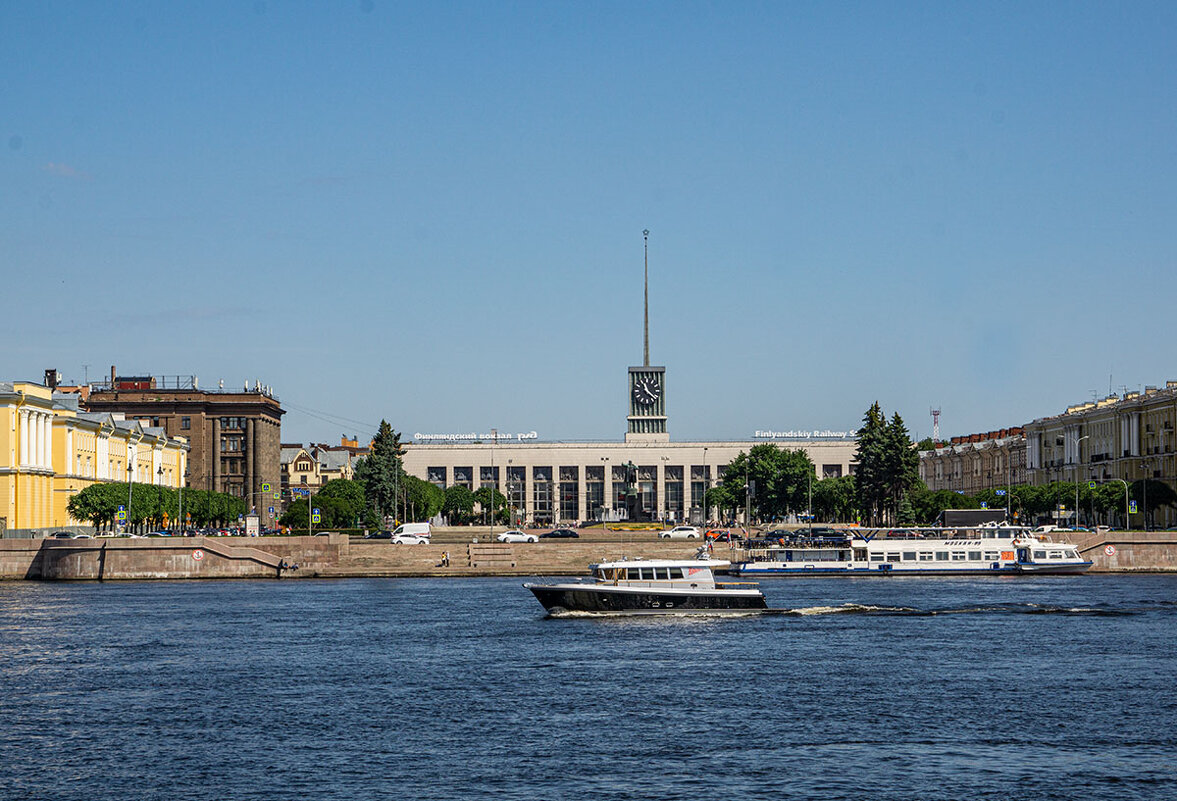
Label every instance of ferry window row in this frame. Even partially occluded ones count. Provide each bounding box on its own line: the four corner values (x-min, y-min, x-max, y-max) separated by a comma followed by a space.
870, 550, 1006, 563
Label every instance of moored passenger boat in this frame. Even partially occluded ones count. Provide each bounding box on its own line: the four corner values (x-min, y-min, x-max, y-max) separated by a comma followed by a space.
524, 553, 767, 614
732, 525, 1092, 576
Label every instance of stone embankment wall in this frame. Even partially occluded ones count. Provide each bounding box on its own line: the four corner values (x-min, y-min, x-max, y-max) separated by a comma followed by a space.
1073, 531, 1177, 572
3, 529, 1177, 580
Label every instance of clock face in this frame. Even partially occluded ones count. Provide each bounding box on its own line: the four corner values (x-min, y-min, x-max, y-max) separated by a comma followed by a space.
632, 375, 660, 406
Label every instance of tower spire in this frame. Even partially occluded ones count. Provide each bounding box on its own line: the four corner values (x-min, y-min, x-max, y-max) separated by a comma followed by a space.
643, 228, 650, 367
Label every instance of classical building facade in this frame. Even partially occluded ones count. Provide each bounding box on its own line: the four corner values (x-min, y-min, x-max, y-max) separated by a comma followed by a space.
402, 437, 857, 526
1, 380, 188, 533
79, 368, 284, 523
919, 429, 1027, 495
1024, 382, 1177, 528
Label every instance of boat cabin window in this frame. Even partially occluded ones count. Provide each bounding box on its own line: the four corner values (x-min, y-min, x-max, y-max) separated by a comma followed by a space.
983, 551, 1000, 560
1033, 550, 1047, 560
870, 553, 885, 562
668, 568, 684, 579
951, 551, 967, 561
1067, 550, 1080, 559
886, 552, 900, 563
640, 568, 656, 580
919, 552, 934, 561
935, 551, 949, 561
968, 551, 983, 561
1048, 551, 1064, 559
902, 552, 917, 562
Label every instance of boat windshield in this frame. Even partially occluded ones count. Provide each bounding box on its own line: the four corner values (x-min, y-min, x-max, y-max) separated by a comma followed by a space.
595, 565, 691, 582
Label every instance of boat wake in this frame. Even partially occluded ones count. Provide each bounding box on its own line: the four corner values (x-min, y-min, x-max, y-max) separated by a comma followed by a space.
778, 602, 1137, 617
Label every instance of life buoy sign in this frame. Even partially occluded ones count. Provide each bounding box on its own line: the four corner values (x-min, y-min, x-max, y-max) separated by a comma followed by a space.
192, 549, 205, 561
1104, 544, 1116, 556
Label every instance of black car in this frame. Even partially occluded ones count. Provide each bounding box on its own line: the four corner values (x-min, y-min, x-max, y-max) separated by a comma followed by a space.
539, 528, 579, 539
364, 530, 393, 540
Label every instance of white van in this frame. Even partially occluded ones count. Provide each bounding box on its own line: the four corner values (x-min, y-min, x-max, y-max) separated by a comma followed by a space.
391, 522, 431, 545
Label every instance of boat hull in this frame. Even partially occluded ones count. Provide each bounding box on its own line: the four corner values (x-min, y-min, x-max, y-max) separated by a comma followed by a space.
525, 583, 767, 613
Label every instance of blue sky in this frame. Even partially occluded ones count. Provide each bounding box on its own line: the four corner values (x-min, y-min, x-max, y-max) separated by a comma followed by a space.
4, 1, 1175, 445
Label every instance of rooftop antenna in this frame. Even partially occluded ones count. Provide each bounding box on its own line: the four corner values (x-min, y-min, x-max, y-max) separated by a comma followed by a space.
643, 228, 650, 367
930, 407, 941, 442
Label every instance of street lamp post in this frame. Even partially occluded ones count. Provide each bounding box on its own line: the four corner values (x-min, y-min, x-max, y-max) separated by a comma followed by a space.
1111, 478, 1129, 529
489, 428, 496, 542
601, 456, 610, 523
1140, 459, 1153, 531
1075, 435, 1089, 529
179, 469, 189, 535
701, 447, 708, 526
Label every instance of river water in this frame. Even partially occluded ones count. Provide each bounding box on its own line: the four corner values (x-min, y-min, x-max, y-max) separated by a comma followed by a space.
1, 574, 1175, 801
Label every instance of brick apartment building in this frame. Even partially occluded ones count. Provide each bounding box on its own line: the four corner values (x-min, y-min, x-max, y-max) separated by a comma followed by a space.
78, 367, 284, 523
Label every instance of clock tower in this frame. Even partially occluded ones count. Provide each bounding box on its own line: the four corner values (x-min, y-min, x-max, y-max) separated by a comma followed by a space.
626, 230, 669, 442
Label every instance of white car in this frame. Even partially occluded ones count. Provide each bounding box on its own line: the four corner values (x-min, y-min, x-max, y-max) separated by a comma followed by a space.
658, 526, 700, 539
497, 530, 538, 544
391, 533, 430, 545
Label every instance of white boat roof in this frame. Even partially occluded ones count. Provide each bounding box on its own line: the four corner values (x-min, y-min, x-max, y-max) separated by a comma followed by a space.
591, 558, 731, 570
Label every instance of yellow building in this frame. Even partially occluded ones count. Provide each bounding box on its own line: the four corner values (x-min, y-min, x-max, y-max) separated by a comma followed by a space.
1, 381, 188, 534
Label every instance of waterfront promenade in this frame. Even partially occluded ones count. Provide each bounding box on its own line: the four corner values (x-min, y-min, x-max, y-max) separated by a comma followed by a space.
2, 526, 1176, 580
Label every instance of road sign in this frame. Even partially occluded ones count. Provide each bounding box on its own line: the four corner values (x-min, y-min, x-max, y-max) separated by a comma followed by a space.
980, 502, 988, 509
273, 492, 280, 500
995, 489, 1006, 496
116, 511, 126, 521
1104, 544, 1116, 556
1129, 500, 1138, 514
268, 506, 275, 514
192, 550, 204, 561
312, 514, 321, 524
1089, 481, 1097, 489
262, 483, 271, 492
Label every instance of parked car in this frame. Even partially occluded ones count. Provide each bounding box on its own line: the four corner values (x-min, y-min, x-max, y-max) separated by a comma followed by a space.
390, 523, 431, 545
658, 525, 700, 540
705, 529, 744, 543
497, 529, 538, 543
51, 531, 73, 539
539, 528, 579, 539
364, 530, 393, 540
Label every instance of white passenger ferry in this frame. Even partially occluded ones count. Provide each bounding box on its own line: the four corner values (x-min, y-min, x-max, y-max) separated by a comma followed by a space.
732, 525, 1092, 576
524, 552, 767, 614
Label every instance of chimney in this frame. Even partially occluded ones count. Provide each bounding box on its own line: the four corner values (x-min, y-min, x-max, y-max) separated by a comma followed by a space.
44, 368, 60, 389
111, 365, 117, 384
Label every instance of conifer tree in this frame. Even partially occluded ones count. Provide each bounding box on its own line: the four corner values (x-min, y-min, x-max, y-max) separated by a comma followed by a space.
355, 421, 404, 521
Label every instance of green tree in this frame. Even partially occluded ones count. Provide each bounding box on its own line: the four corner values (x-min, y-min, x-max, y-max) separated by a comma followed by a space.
853, 404, 919, 526
443, 485, 476, 524
705, 484, 739, 523
354, 421, 405, 521
854, 402, 888, 525
811, 475, 857, 523
402, 474, 444, 522
473, 486, 507, 524
883, 413, 920, 522
314, 479, 368, 528
915, 437, 938, 452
